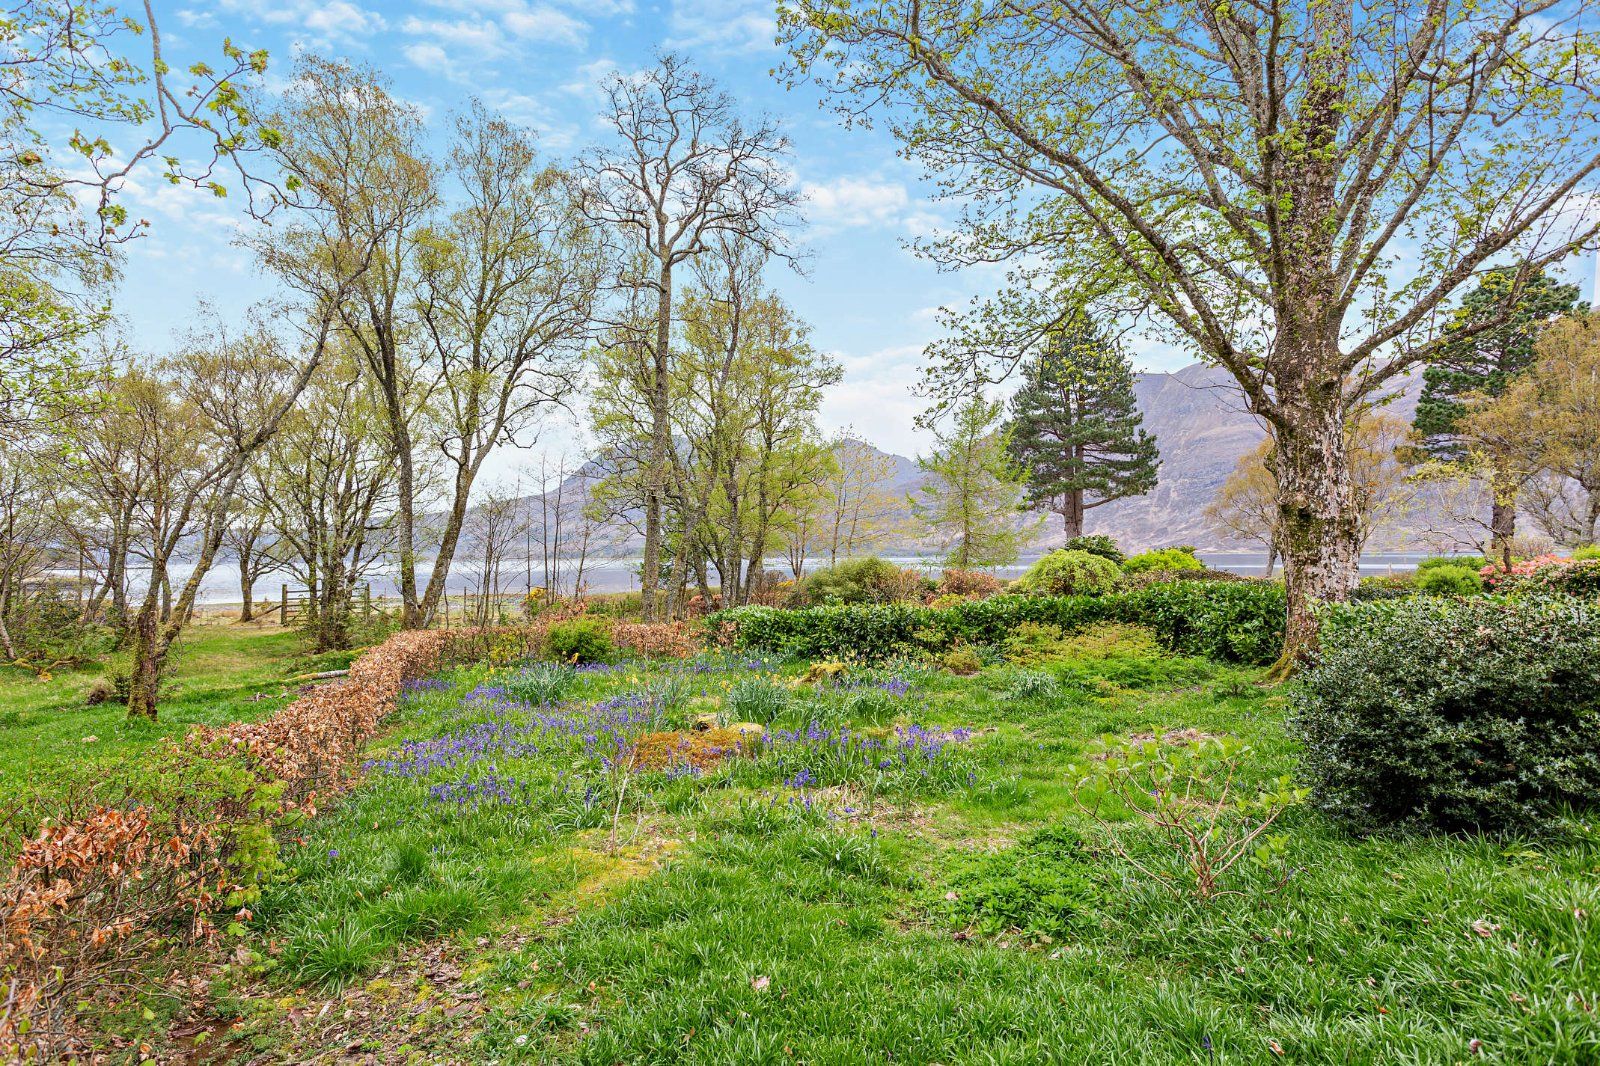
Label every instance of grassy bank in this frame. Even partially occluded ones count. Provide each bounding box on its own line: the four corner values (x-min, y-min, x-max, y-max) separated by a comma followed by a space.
0, 623, 358, 811
197, 642, 1599, 1064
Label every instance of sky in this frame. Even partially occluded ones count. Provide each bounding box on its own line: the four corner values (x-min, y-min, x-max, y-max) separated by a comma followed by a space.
112, 0, 1600, 472
110, 0, 1025, 462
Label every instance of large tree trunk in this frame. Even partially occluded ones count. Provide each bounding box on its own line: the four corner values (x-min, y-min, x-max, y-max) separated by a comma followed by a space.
1270, 389, 1361, 677
641, 260, 673, 622
392, 409, 422, 629
238, 541, 256, 623
1489, 495, 1516, 569
1060, 490, 1085, 539
124, 596, 163, 720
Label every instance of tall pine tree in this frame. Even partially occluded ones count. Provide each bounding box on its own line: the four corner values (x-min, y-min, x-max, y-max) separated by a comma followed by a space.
1005, 318, 1159, 538
1412, 269, 1580, 546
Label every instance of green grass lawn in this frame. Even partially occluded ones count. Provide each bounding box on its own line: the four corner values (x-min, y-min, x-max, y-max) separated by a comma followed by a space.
0, 622, 357, 816
199, 642, 1600, 1065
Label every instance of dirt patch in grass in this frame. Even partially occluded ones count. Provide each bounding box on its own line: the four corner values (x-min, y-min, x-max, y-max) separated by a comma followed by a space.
631, 726, 761, 771
210, 839, 679, 1064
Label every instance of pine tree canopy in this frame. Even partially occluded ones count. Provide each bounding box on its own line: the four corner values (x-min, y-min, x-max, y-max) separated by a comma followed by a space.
1005, 318, 1159, 526
1413, 270, 1581, 459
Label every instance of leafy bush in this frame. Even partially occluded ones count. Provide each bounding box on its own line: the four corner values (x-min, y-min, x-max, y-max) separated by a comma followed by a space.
1505, 558, 1600, 599
938, 645, 984, 675
1415, 564, 1483, 596
1574, 545, 1600, 562
1122, 547, 1204, 574
803, 557, 927, 605
1013, 549, 1121, 596
936, 568, 1002, 600
999, 621, 1067, 667
543, 618, 615, 664
1052, 623, 1214, 690
1416, 555, 1488, 573
1063, 534, 1125, 565
1352, 573, 1415, 601
1119, 567, 1247, 591
711, 581, 1286, 665
1, 597, 113, 669
1290, 597, 1600, 833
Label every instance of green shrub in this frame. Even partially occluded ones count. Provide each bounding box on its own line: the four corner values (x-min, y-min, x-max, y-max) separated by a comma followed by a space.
803, 557, 927, 605
710, 581, 1285, 665
934, 825, 1106, 940
1289, 596, 1600, 834
1120, 567, 1246, 591
1013, 549, 1121, 596
1414, 564, 1484, 596
1122, 547, 1204, 574
938, 645, 984, 675
1573, 545, 1600, 562
1416, 555, 1489, 573
1508, 558, 1600, 599
1051, 622, 1213, 690
1352, 573, 1416, 601
1001, 621, 1070, 666
1063, 534, 1124, 565
543, 618, 614, 664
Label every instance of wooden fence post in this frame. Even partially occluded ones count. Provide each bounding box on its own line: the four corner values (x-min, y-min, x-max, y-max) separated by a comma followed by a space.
280, 584, 289, 627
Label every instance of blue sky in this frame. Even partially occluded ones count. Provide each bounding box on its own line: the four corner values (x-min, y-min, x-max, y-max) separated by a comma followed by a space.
113, 0, 1024, 458
113, 0, 1600, 464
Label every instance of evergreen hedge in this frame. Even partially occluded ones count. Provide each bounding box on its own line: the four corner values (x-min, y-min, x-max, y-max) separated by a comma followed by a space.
710, 580, 1286, 665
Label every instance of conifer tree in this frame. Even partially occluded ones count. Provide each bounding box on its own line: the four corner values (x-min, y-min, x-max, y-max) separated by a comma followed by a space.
1412, 270, 1580, 546
1005, 319, 1159, 538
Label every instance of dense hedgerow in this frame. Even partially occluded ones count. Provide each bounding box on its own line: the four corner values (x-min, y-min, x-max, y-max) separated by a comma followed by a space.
1290, 596, 1600, 834
711, 581, 1286, 665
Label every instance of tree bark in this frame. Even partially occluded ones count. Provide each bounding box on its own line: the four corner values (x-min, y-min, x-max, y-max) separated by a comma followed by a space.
238, 538, 256, 623
1270, 391, 1362, 677
641, 259, 673, 621
1489, 497, 1516, 568
1059, 489, 1085, 539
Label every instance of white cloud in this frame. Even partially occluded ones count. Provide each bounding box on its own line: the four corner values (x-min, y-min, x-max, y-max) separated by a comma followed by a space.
401, 16, 510, 57
504, 7, 588, 46
217, 0, 387, 48
400, 3, 591, 62
803, 176, 910, 230
818, 342, 934, 456
666, 0, 776, 55
403, 42, 451, 72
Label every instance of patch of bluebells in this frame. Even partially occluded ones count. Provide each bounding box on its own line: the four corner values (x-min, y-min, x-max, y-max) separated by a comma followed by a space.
364, 693, 658, 787
402, 677, 451, 695
753, 721, 980, 795
425, 772, 606, 814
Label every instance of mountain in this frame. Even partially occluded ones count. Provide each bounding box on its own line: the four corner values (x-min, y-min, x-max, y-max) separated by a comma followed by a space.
517, 362, 1447, 555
